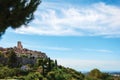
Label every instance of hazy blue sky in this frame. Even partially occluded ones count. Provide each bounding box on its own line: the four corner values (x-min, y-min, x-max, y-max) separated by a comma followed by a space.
0, 0, 120, 71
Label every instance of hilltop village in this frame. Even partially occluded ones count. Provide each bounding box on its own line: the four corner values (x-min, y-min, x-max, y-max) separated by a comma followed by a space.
0, 41, 47, 66
0, 41, 47, 59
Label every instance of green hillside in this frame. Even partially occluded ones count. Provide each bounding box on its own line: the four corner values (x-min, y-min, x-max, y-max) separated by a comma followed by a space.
0, 50, 120, 80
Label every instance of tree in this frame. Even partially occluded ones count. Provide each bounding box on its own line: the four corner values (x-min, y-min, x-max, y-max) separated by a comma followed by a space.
88, 68, 102, 79
0, 51, 4, 57
55, 59, 57, 69
87, 68, 112, 80
36, 58, 43, 67
48, 57, 51, 72
8, 50, 17, 67
42, 63, 45, 77
0, 0, 41, 37
0, 66, 18, 78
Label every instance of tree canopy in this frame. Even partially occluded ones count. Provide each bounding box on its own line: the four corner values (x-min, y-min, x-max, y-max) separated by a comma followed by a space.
0, 0, 41, 37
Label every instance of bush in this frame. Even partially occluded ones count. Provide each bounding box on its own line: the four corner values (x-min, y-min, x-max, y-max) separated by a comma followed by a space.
25, 72, 44, 80
0, 66, 18, 78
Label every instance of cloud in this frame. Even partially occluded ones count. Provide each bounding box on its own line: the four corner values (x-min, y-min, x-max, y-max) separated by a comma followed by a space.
43, 47, 71, 51
15, 2, 120, 37
23, 43, 71, 51
82, 48, 113, 53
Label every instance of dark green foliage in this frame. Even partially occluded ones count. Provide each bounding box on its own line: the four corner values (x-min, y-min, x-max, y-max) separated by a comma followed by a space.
0, 66, 21, 79
55, 59, 57, 69
48, 57, 51, 72
47, 67, 84, 80
20, 54, 28, 58
33, 57, 85, 80
35, 58, 43, 67
0, 66, 11, 78
0, 0, 41, 37
0, 51, 4, 57
8, 50, 17, 67
42, 63, 45, 77
25, 72, 44, 80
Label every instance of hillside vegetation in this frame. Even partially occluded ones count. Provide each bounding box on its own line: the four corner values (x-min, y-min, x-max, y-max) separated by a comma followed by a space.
0, 50, 120, 80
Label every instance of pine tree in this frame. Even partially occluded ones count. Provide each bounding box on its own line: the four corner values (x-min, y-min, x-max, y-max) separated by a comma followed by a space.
0, 0, 41, 37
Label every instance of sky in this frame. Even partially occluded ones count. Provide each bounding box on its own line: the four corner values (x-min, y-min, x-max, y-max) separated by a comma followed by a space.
0, 0, 120, 72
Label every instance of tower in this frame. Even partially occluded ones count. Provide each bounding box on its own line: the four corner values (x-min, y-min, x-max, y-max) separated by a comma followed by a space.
17, 41, 23, 49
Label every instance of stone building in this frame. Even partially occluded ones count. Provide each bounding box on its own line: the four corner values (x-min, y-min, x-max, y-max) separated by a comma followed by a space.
17, 41, 23, 49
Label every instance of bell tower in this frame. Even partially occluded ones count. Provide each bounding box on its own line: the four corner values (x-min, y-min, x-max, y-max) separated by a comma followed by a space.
17, 41, 23, 49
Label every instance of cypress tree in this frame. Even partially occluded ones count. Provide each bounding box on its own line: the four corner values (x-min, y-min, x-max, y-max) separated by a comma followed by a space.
55, 59, 58, 69
48, 57, 51, 72
42, 63, 45, 77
